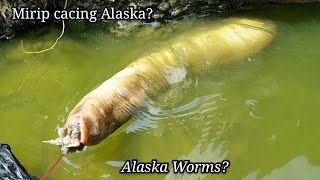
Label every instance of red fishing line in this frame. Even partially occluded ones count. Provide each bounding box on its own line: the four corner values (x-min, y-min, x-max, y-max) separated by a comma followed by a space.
41, 154, 65, 180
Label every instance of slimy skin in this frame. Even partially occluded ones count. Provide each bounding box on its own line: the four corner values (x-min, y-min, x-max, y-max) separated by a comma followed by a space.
61, 18, 276, 149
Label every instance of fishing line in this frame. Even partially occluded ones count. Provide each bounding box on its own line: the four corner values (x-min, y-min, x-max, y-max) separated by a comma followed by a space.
21, 0, 68, 54
41, 154, 65, 180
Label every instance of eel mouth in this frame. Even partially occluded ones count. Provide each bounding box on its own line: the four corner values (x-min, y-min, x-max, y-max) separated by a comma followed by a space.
45, 116, 90, 154
43, 123, 84, 154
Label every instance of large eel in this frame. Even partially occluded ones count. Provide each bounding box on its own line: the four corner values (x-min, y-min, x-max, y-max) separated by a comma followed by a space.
46, 18, 276, 153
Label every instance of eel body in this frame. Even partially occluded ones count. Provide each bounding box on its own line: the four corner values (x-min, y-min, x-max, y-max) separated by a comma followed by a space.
55, 18, 276, 152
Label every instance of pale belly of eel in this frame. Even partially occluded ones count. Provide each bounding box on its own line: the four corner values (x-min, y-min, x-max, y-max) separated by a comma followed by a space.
44, 18, 276, 154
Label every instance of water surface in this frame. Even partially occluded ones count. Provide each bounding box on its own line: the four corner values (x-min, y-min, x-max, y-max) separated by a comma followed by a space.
1, 6, 320, 180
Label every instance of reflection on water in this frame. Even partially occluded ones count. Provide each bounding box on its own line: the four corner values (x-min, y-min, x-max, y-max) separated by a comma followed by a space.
1, 6, 320, 180
244, 156, 320, 180
165, 141, 227, 180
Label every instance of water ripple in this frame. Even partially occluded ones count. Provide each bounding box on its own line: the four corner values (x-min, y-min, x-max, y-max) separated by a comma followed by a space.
124, 93, 221, 133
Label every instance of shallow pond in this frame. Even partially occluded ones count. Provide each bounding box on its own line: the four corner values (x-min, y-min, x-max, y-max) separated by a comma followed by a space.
1, 6, 320, 180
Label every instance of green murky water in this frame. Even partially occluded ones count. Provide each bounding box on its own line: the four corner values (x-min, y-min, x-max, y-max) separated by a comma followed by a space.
1, 6, 320, 180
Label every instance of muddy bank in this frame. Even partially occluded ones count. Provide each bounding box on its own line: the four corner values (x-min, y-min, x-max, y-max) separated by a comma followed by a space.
1, 0, 319, 39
